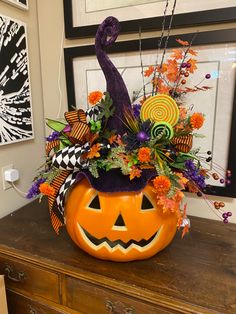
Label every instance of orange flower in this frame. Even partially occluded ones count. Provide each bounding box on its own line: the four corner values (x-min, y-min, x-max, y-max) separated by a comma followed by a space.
190, 112, 205, 129
87, 143, 101, 159
153, 175, 171, 196
175, 172, 189, 189
88, 91, 103, 105
108, 134, 117, 145
39, 183, 55, 197
138, 147, 151, 163
129, 167, 142, 180
144, 66, 155, 77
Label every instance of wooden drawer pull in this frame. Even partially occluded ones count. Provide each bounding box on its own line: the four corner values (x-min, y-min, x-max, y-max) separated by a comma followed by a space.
105, 300, 135, 313
4, 264, 25, 282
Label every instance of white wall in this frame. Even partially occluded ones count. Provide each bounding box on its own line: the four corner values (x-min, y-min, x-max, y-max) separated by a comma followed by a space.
0, 1, 45, 218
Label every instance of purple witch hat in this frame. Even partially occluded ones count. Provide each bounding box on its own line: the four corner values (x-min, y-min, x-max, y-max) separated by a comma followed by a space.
75, 17, 156, 192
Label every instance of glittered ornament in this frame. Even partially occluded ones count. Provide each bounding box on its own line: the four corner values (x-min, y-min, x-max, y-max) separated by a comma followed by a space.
137, 131, 149, 142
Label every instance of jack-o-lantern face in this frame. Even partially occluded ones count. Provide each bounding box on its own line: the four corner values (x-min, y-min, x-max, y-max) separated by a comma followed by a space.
65, 178, 177, 262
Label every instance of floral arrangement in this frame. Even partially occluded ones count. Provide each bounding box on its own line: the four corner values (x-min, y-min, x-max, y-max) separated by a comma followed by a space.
27, 37, 232, 236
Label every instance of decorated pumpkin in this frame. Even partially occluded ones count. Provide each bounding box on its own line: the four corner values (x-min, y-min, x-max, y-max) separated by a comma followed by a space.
28, 15, 212, 263
65, 178, 177, 262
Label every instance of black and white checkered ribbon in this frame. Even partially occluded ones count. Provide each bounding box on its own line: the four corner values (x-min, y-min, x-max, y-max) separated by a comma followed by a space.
56, 170, 79, 216
86, 105, 100, 123
52, 142, 90, 170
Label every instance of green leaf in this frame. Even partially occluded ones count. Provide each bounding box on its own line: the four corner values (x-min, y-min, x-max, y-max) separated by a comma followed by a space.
60, 142, 66, 150
90, 120, 101, 132
60, 139, 72, 146
171, 162, 185, 169
46, 119, 67, 132
133, 158, 138, 165
192, 133, 206, 138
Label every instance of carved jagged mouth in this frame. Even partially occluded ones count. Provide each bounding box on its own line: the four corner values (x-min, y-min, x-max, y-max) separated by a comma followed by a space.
79, 225, 160, 250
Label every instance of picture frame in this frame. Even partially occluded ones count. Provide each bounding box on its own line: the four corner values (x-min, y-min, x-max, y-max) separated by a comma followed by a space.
63, 0, 236, 39
2, 0, 28, 10
0, 14, 33, 146
64, 28, 236, 197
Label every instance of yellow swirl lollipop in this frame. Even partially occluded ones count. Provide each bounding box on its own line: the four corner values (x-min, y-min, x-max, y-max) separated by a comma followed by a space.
140, 94, 179, 126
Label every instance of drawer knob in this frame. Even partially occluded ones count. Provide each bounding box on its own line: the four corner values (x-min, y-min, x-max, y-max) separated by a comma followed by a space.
105, 299, 135, 313
124, 307, 135, 314
106, 300, 115, 313
4, 264, 25, 282
29, 305, 38, 314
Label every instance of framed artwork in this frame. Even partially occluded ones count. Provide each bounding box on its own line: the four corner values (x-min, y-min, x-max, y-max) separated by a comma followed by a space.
2, 0, 28, 10
63, 0, 236, 38
64, 28, 236, 197
0, 14, 33, 146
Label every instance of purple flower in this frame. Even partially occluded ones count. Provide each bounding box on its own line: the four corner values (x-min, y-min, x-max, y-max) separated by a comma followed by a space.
46, 131, 60, 142
184, 160, 206, 190
132, 104, 141, 118
26, 178, 46, 199
185, 160, 195, 171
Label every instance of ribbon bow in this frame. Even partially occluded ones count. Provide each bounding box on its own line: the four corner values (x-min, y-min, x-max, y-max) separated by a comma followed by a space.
64, 109, 90, 144
46, 107, 101, 234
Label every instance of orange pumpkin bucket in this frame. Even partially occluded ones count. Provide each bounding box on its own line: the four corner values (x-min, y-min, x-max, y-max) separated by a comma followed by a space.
65, 178, 177, 262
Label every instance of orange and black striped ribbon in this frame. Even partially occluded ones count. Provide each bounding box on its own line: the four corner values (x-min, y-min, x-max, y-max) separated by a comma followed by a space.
49, 210, 64, 235
70, 122, 90, 141
65, 109, 89, 142
64, 110, 80, 124
48, 170, 71, 210
48, 169, 71, 234
172, 134, 193, 153
46, 140, 60, 156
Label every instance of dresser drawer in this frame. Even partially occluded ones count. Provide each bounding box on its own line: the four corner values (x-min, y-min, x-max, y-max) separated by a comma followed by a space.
0, 254, 59, 303
6, 289, 68, 314
64, 276, 175, 314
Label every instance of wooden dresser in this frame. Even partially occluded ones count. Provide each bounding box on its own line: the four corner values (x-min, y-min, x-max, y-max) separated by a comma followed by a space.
0, 200, 235, 314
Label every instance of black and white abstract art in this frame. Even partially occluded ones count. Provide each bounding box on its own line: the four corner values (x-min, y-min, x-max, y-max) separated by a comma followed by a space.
2, 0, 28, 10
0, 15, 33, 146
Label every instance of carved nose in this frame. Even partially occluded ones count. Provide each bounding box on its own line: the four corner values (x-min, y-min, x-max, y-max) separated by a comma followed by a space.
114, 214, 126, 227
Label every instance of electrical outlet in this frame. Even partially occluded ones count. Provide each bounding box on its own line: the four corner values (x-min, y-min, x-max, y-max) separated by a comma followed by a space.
2, 164, 13, 190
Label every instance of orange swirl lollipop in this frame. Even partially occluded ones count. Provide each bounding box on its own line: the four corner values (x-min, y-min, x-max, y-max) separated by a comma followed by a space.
140, 94, 179, 126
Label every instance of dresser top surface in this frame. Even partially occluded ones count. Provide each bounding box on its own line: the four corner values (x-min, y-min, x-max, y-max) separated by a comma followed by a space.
0, 199, 236, 313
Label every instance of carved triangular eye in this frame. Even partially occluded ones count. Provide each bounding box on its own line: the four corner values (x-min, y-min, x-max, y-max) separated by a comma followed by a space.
141, 195, 154, 210
88, 195, 101, 210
